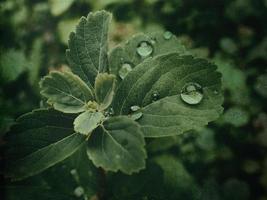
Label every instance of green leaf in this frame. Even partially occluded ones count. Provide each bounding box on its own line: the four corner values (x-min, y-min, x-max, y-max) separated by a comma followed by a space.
0, 49, 28, 84
49, 0, 75, 16
95, 73, 116, 110
108, 31, 186, 79
4, 109, 86, 181
113, 53, 223, 137
74, 111, 105, 135
87, 116, 146, 174
40, 71, 94, 113
66, 11, 112, 88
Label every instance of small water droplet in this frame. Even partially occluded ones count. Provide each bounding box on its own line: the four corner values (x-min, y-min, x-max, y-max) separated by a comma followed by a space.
180, 82, 203, 105
131, 112, 143, 121
163, 31, 172, 40
104, 107, 114, 117
130, 105, 143, 120
119, 63, 132, 79
213, 90, 218, 95
130, 105, 140, 112
151, 38, 156, 44
70, 169, 77, 175
152, 92, 160, 101
74, 186, 84, 197
136, 41, 153, 57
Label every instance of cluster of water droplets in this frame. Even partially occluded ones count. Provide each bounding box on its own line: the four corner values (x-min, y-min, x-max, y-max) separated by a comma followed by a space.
180, 82, 204, 105
129, 105, 143, 120
104, 107, 114, 117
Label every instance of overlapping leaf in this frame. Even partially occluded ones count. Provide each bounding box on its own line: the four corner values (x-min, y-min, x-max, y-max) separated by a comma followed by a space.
40, 71, 94, 113
66, 10, 111, 88
74, 111, 104, 135
95, 73, 116, 110
87, 116, 146, 174
4, 109, 86, 181
113, 53, 223, 137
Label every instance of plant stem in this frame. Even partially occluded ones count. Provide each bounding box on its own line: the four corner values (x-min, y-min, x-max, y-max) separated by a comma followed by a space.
97, 167, 107, 200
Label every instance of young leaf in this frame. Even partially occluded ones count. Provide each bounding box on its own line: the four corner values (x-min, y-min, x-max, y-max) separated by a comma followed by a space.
113, 53, 223, 137
40, 71, 94, 113
109, 31, 186, 79
66, 10, 112, 88
74, 111, 105, 135
87, 116, 146, 174
95, 73, 116, 110
4, 109, 86, 181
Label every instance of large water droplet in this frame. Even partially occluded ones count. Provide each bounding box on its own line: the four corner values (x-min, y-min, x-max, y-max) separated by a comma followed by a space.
74, 186, 84, 197
180, 82, 203, 105
163, 31, 172, 40
130, 105, 143, 120
119, 63, 132, 79
136, 41, 153, 57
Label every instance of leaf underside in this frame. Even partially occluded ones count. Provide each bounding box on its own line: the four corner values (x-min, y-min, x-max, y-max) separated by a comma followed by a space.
66, 10, 112, 88
87, 116, 146, 174
4, 109, 85, 181
113, 53, 223, 137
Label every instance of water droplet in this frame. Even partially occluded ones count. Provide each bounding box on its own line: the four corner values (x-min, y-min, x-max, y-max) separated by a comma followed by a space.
130, 105, 143, 120
213, 90, 218, 95
152, 92, 160, 101
104, 107, 114, 117
119, 63, 132, 79
136, 41, 153, 57
70, 169, 77, 175
74, 186, 84, 197
130, 105, 140, 112
150, 38, 156, 44
131, 112, 143, 121
163, 31, 172, 40
180, 82, 203, 105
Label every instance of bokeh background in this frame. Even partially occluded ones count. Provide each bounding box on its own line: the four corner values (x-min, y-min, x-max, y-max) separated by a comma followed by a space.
0, 0, 267, 199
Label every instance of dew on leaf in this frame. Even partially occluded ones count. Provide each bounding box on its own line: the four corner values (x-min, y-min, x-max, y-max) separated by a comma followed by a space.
119, 63, 132, 79
136, 41, 153, 57
130, 105, 143, 120
150, 38, 156, 44
152, 92, 160, 101
180, 82, 203, 105
73, 186, 84, 197
163, 31, 172, 40
130, 105, 141, 112
131, 112, 143, 121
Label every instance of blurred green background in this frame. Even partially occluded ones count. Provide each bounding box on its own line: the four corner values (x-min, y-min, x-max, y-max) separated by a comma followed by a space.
0, 0, 267, 199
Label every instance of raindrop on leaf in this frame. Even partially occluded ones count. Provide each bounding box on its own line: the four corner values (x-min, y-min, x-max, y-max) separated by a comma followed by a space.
163, 31, 172, 40
180, 82, 203, 105
130, 105, 143, 120
119, 63, 132, 79
136, 41, 153, 57
74, 186, 84, 197
152, 92, 160, 101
